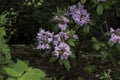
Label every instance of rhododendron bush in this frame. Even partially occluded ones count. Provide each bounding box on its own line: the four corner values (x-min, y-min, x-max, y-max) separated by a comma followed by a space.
36, 0, 120, 73
0, 0, 120, 79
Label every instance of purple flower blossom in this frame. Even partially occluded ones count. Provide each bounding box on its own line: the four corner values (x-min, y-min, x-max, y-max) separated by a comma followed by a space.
37, 29, 54, 49
53, 31, 69, 45
72, 34, 79, 39
54, 34, 61, 45
54, 16, 69, 31
61, 16, 69, 23
95, 74, 100, 78
64, 10, 70, 16
58, 23, 68, 31
54, 16, 60, 22
54, 16, 69, 24
69, 2, 90, 26
54, 42, 71, 59
110, 28, 120, 43
37, 43, 50, 49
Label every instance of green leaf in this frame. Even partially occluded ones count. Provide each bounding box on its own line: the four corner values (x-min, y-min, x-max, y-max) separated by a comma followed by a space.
59, 60, 63, 65
21, 68, 46, 80
104, 32, 110, 36
100, 51, 108, 60
68, 29, 75, 37
49, 56, 58, 63
91, 37, 97, 42
32, 69, 46, 78
43, 77, 51, 80
107, 0, 117, 5
69, 19, 74, 24
86, 65, 96, 74
91, 0, 98, 4
59, 76, 64, 80
0, 13, 7, 25
89, 19, 95, 26
74, 25, 79, 31
0, 74, 3, 80
70, 53, 76, 58
116, 44, 120, 52
13, 59, 28, 76
78, 77, 83, 80
93, 44, 100, 50
107, 41, 114, 47
83, 25, 89, 34
68, 39, 75, 46
63, 59, 71, 71
0, 27, 6, 37
96, 3, 103, 15
53, 24, 59, 33
3, 67, 19, 77
28, 67, 33, 71
109, 53, 117, 65
103, 3, 110, 9
81, 0, 87, 4
17, 78, 23, 80
7, 78, 16, 80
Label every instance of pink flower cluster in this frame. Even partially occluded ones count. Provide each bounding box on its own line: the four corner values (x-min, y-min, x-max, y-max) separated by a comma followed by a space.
53, 31, 69, 45
54, 16, 69, 31
53, 13, 80, 59
54, 42, 71, 59
37, 29, 54, 49
37, 3, 88, 60
69, 2, 90, 26
37, 27, 78, 60
110, 28, 120, 43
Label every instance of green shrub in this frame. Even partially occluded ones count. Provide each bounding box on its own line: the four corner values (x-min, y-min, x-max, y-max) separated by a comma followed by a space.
0, 13, 11, 66
2, 59, 46, 80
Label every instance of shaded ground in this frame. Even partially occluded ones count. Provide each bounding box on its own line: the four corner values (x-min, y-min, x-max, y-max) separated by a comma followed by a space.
10, 45, 119, 80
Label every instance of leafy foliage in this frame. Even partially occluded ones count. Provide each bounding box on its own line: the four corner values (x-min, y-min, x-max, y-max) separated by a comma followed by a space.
2, 59, 46, 80
0, 13, 11, 66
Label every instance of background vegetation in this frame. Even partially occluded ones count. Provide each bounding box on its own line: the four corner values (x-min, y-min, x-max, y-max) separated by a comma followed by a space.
0, 0, 120, 80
